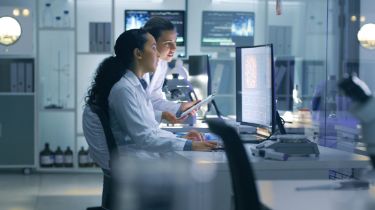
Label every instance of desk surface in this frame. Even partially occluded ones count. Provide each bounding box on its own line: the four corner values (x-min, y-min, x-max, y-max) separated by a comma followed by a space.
258, 180, 375, 210
176, 145, 370, 171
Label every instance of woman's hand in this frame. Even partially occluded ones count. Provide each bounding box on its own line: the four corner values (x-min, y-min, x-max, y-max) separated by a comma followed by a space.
180, 100, 201, 116
162, 111, 188, 124
192, 141, 218, 151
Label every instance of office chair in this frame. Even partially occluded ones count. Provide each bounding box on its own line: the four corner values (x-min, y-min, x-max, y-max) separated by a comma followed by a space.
87, 104, 118, 210
207, 119, 271, 210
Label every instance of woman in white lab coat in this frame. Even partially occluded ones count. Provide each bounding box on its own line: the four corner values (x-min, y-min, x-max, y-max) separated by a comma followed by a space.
85, 29, 216, 154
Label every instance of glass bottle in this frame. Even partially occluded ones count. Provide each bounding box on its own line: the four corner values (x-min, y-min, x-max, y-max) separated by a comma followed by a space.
40, 143, 54, 167
54, 16, 62, 28
78, 146, 88, 167
42, 3, 53, 27
62, 10, 71, 27
64, 146, 73, 167
54, 146, 64, 167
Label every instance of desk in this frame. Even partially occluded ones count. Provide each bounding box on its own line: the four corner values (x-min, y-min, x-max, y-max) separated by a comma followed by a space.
179, 146, 370, 210
160, 118, 256, 133
175, 145, 370, 179
257, 180, 375, 210
161, 121, 210, 133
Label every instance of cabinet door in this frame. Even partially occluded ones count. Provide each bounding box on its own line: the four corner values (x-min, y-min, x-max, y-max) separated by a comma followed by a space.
0, 96, 34, 166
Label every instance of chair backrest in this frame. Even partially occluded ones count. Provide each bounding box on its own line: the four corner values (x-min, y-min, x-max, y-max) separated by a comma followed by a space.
89, 104, 118, 159
207, 119, 261, 210
89, 104, 118, 210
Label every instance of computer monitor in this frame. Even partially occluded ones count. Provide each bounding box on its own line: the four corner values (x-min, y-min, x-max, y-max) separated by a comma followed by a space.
124, 10, 185, 47
201, 11, 255, 48
236, 44, 276, 133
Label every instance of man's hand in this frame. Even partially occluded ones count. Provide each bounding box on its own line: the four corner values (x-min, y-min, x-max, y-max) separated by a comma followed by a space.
192, 141, 218, 151
162, 111, 187, 124
184, 130, 204, 141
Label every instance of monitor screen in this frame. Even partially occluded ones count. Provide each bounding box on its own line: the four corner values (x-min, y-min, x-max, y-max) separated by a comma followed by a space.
236, 44, 275, 132
124, 10, 185, 46
201, 11, 255, 47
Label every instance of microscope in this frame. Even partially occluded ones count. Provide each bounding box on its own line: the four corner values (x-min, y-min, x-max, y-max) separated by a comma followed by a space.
164, 59, 196, 102
163, 59, 196, 125
339, 75, 375, 168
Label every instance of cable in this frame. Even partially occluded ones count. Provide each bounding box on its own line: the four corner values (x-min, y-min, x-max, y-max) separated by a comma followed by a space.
210, 99, 223, 118
241, 129, 280, 144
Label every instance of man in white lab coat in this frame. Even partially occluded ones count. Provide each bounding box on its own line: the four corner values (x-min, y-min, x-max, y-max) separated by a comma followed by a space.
143, 17, 197, 124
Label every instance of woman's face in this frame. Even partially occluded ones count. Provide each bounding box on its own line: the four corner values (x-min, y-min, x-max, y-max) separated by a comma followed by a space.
156, 30, 177, 62
140, 33, 159, 73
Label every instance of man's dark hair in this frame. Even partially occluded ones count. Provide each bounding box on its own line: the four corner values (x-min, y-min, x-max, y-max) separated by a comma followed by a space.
143, 17, 175, 41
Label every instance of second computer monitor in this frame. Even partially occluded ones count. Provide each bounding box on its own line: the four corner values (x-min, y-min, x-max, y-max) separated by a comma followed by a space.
236, 44, 276, 133
201, 11, 255, 48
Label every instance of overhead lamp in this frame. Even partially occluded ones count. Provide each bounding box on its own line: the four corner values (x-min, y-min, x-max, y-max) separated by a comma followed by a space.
13, 8, 20, 16
360, 16, 366, 23
0, 16, 22, 46
22, 9, 30, 17
357, 23, 375, 49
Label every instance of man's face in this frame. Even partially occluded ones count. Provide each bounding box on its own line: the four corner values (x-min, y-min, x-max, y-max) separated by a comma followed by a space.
156, 30, 177, 62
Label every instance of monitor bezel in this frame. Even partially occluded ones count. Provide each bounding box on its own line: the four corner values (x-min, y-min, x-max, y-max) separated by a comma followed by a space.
200, 10, 255, 48
124, 9, 186, 47
235, 44, 276, 133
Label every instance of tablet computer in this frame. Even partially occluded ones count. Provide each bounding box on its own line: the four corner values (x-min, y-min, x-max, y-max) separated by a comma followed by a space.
178, 94, 216, 119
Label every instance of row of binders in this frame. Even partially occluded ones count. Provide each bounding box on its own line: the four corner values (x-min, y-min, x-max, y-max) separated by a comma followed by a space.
10, 62, 34, 93
89, 22, 112, 53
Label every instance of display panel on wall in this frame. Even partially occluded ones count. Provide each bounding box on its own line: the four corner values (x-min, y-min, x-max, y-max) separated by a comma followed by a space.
201, 11, 255, 47
124, 10, 185, 46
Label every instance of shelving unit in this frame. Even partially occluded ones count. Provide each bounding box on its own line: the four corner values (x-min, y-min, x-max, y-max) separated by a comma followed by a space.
0, 0, 36, 172
36, 0, 114, 172
36, 0, 76, 172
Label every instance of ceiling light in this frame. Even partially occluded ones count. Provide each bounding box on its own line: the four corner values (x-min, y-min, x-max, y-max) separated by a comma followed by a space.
357, 23, 375, 49
13, 8, 20, 16
22, 9, 30, 17
0, 16, 22, 46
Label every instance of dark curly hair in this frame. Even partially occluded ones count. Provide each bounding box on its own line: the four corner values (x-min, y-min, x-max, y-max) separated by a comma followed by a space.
85, 29, 149, 111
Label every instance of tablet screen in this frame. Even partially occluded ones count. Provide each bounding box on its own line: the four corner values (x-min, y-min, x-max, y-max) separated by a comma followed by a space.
178, 94, 216, 118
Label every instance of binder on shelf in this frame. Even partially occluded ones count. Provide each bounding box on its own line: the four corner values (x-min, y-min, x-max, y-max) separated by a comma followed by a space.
89, 22, 97, 52
96, 23, 104, 52
10, 63, 18, 92
25, 62, 33, 92
104, 22, 111, 52
17, 62, 25, 92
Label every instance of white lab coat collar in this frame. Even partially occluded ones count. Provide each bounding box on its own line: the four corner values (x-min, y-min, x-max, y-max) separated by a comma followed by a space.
124, 70, 144, 91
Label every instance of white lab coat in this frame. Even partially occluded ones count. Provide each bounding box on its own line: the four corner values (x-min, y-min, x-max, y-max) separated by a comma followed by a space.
143, 60, 181, 122
108, 70, 187, 152
83, 104, 177, 170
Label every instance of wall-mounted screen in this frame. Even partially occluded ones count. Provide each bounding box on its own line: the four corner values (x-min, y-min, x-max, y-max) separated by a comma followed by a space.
124, 10, 185, 46
201, 11, 255, 47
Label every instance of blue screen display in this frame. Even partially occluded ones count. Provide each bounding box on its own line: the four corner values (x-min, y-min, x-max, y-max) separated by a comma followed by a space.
202, 11, 255, 47
124, 10, 185, 46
